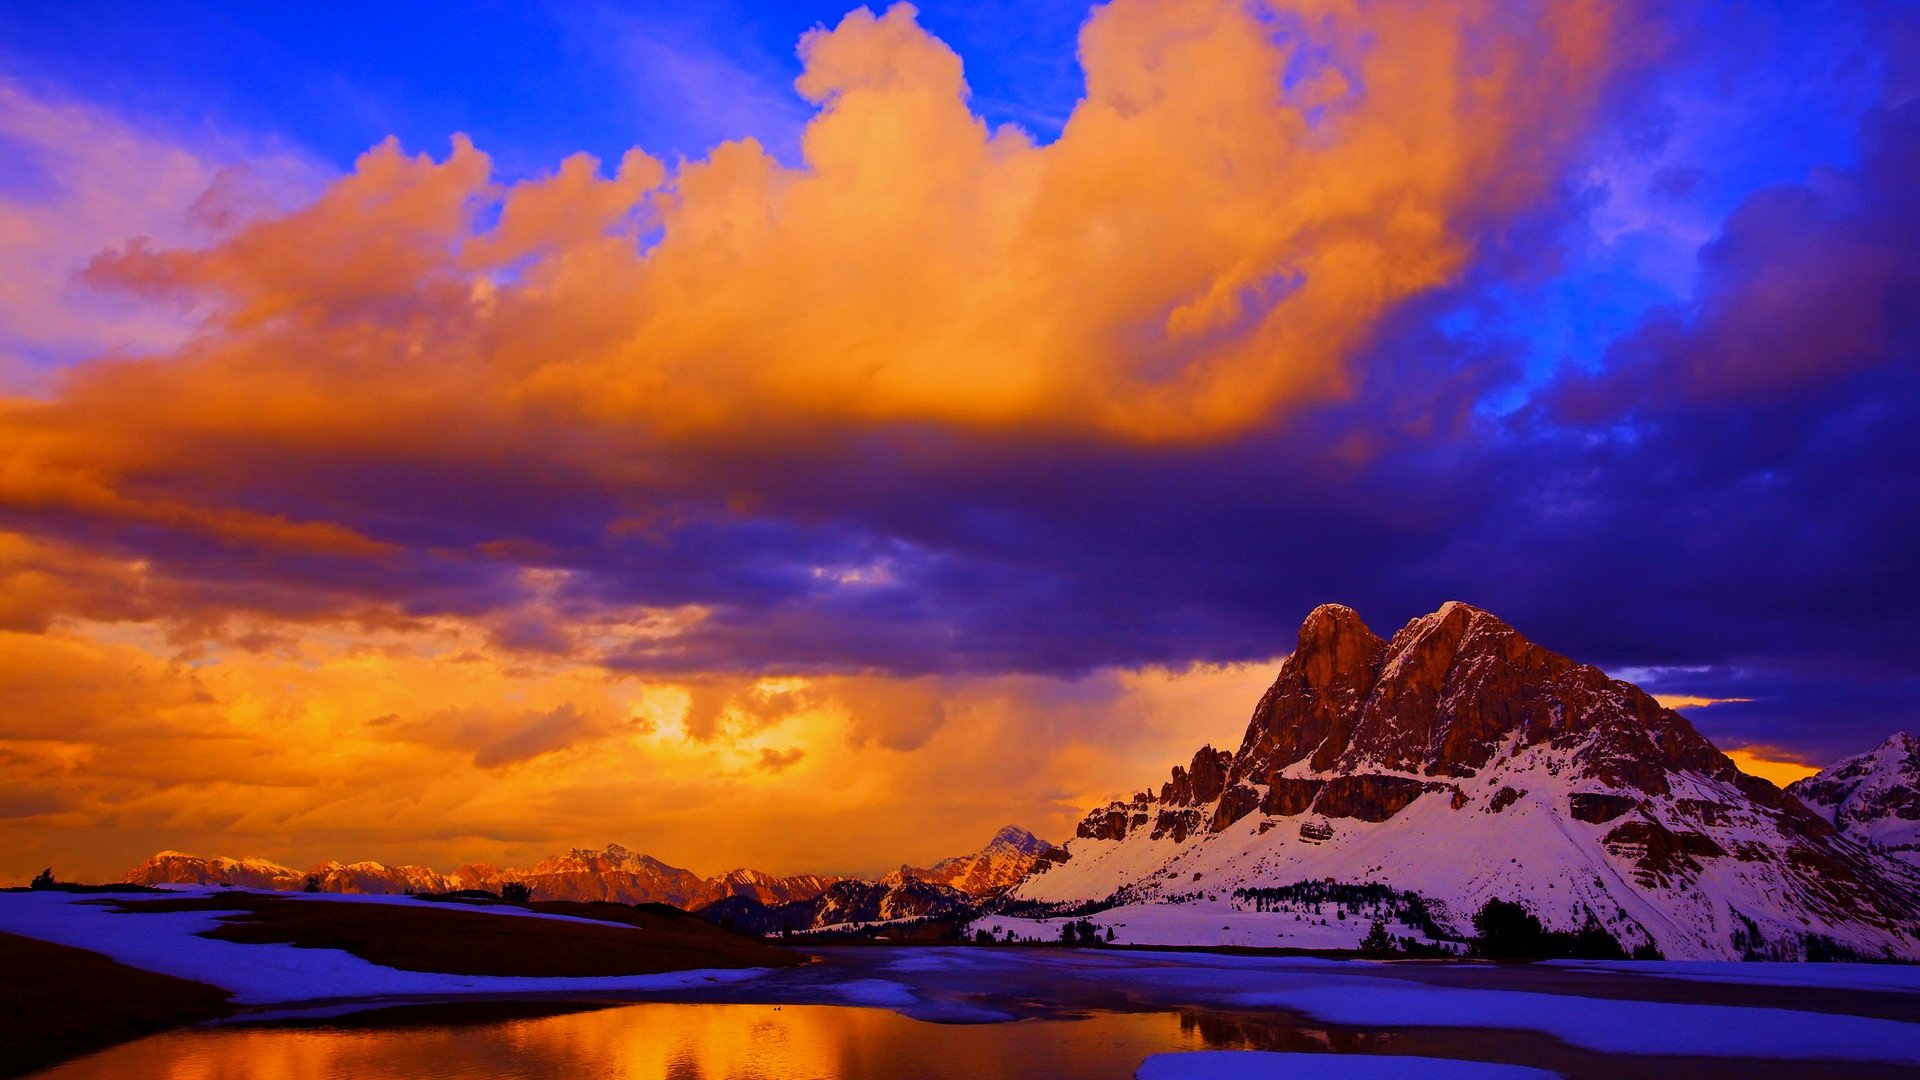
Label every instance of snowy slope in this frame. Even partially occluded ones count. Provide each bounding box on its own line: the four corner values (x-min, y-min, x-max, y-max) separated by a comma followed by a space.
1788, 731, 1920, 866
1012, 603, 1920, 960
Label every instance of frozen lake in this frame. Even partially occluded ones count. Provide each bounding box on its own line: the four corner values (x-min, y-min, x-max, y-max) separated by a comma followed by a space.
31, 947, 1920, 1079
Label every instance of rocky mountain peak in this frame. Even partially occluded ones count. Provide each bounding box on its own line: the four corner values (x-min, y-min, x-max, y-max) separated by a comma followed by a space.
987, 825, 1049, 855
1788, 731, 1920, 866
1089, 601, 1806, 845
1235, 601, 1543, 783
1293, 603, 1387, 692
901, 825, 1067, 897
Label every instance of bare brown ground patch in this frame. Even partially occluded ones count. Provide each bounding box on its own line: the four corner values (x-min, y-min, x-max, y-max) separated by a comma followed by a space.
101, 893, 807, 977
0, 930, 232, 1079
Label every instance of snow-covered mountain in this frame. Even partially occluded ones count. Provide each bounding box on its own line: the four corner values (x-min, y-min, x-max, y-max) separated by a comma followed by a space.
697, 871, 974, 936
1788, 732, 1920, 867
690, 827, 1063, 936
309, 859, 460, 895
1009, 602, 1920, 961
465, 844, 709, 908
902, 825, 1067, 897
702, 866, 846, 907
124, 843, 840, 909
130, 851, 312, 891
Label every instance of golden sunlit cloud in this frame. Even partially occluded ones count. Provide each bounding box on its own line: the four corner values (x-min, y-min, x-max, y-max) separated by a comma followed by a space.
1653, 694, 1755, 709
1724, 748, 1821, 787
0, 590, 1284, 882
1658, 698, 1814, 785
10, 0, 1624, 487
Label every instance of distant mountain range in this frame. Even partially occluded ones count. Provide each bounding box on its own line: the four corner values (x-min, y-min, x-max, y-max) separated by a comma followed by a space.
125, 605, 1920, 959
1010, 602, 1920, 961
125, 827, 1063, 914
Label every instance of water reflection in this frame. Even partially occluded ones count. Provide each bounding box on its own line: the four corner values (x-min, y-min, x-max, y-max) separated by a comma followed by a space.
40, 1003, 1298, 1080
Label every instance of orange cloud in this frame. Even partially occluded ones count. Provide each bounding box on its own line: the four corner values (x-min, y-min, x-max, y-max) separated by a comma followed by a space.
16, 0, 1625, 483
1654, 694, 1754, 710
0, 608, 1281, 885
528, 0, 1622, 439
1724, 747, 1821, 788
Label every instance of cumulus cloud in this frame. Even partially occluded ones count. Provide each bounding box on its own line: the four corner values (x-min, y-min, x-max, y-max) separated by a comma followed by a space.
152, 3, 1605, 440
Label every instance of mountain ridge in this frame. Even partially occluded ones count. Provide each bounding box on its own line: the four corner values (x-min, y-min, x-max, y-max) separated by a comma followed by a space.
1012, 602, 1920, 960
1788, 731, 1920, 867
124, 827, 1056, 910
900, 824, 1068, 896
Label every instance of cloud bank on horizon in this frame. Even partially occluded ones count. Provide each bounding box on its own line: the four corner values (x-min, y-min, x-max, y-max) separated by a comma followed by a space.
0, 0, 1915, 881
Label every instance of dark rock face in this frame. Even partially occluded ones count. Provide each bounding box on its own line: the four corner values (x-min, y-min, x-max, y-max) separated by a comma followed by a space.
1316, 775, 1444, 822
1151, 807, 1205, 843
1604, 820, 1727, 887
1210, 784, 1262, 831
1259, 777, 1323, 817
1076, 806, 1135, 842
1236, 605, 1387, 781
1569, 792, 1639, 824
1161, 747, 1232, 806
1246, 603, 1744, 793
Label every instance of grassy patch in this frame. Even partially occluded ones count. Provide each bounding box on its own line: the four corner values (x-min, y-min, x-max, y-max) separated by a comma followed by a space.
0, 931, 232, 1078
102, 893, 807, 977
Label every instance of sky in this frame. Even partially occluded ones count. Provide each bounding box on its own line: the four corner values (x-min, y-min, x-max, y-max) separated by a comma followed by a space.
0, 0, 1916, 885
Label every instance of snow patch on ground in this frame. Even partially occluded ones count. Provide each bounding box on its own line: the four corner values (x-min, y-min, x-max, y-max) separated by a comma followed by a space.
826, 978, 921, 1007
1136, 1052, 1562, 1080
0, 890, 764, 1005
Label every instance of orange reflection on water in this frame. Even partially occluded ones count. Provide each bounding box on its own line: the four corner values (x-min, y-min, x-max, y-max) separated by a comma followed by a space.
45, 1003, 1245, 1080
